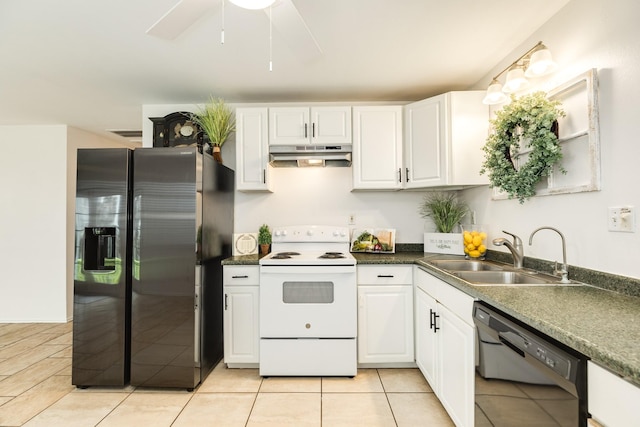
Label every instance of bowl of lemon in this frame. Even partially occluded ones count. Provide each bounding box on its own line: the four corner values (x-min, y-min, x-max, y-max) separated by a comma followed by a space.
462, 226, 487, 259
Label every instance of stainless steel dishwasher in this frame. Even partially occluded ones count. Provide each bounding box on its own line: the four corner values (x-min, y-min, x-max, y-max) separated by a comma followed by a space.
473, 301, 588, 426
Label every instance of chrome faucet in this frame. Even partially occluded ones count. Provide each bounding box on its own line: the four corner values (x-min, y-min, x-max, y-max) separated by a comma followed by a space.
529, 226, 571, 283
492, 230, 524, 269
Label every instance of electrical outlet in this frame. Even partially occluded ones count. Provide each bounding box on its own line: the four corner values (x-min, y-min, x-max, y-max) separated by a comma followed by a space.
348, 214, 356, 225
608, 206, 636, 232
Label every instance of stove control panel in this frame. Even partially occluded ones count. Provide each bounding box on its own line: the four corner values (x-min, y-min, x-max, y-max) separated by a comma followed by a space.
272, 225, 350, 243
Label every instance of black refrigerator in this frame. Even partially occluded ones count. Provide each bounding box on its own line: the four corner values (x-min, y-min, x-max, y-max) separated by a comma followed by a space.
72, 147, 234, 390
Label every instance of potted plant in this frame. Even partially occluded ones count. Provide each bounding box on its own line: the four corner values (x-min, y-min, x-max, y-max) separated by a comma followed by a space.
190, 96, 236, 163
419, 192, 469, 254
258, 224, 272, 255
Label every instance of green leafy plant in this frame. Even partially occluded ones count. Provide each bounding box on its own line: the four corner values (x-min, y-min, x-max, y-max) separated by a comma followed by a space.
190, 96, 235, 147
480, 91, 566, 203
258, 224, 272, 245
419, 192, 468, 233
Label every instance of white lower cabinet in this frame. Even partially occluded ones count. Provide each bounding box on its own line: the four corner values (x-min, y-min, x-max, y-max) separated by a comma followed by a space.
414, 266, 475, 427
223, 266, 259, 367
588, 361, 640, 427
357, 265, 414, 365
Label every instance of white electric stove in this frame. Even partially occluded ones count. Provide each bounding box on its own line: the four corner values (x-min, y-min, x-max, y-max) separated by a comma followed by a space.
259, 225, 357, 377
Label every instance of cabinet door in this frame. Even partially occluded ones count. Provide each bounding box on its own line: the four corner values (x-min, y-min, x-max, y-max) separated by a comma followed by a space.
236, 108, 272, 191
448, 91, 489, 186
269, 107, 310, 145
223, 286, 259, 364
415, 286, 438, 388
588, 361, 640, 427
438, 304, 475, 427
404, 95, 446, 188
311, 106, 352, 144
358, 284, 414, 363
352, 106, 403, 190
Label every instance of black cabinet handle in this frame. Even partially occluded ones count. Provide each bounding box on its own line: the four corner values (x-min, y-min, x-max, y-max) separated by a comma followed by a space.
262, 169, 266, 184
232, 275, 249, 279
377, 275, 394, 278
312, 123, 316, 138
304, 123, 308, 138
406, 167, 410, 182
430, 309, 440, 333
224, 294, 228, 310
398, 168, 402, 182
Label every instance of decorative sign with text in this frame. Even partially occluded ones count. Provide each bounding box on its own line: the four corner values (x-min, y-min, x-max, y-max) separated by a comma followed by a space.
424, 232, 464, 255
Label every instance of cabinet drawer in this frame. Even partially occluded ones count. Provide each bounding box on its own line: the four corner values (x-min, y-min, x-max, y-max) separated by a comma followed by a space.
223, 266, 260, 285
415, 265, 475, 326
357, 265, 412, 285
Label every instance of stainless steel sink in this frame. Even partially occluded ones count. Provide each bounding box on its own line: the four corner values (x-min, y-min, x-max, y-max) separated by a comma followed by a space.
452, 271, 578, 286
428, 259, 505, 271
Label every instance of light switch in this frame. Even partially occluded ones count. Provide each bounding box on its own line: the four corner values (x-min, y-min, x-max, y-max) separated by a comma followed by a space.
608, 206, 636, 232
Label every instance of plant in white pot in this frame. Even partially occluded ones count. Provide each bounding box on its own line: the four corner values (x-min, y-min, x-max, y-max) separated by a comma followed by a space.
190, 96, 235, 163
419, 192, 469, 254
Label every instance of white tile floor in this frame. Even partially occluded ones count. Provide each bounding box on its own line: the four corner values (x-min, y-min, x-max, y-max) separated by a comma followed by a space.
0, 322, 454, 426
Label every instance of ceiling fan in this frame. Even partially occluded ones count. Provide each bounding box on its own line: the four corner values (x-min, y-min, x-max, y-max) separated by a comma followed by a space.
146, 0, 322, 63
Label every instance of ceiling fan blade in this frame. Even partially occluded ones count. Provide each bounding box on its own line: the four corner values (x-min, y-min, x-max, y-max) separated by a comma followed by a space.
266, 0, 323, 63
146, 0, 216, 40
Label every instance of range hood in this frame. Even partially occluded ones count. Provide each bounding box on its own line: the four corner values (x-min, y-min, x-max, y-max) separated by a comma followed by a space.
269, 144, 352, 167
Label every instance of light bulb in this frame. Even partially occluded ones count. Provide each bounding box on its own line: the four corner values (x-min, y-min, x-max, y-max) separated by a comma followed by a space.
525, 47, 558, 77
502, 66, 530, 93
482, 80, 508, 105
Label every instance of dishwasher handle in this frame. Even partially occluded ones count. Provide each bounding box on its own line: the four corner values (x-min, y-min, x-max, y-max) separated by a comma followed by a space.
498, 333, 525, 357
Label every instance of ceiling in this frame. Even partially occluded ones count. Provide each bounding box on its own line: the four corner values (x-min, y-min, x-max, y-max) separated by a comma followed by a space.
0, 0, 571, 142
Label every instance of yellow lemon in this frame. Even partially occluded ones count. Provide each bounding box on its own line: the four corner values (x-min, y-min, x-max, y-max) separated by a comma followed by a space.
463, 232, 472, 243
471, 231, 479, 237
479, 232, 487, 239
478, 244, 487, 253
469, 250, 481, 258
467, 243, 476, 251
472, 236, 483, 247
464, 247, 469, 254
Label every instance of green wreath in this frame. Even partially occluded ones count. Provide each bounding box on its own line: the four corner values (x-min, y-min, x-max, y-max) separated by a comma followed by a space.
480, 91, 566, 203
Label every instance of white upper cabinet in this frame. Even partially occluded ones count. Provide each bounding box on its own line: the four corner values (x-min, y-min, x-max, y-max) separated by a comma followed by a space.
404, 91, 489, 189
352, 106, 403, 190
269, 106, 352, 146
235, 108, 272, 192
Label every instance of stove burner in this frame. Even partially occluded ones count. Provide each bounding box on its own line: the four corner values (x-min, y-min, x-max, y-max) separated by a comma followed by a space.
270, 251, 301, 259
319, 252, 346, 259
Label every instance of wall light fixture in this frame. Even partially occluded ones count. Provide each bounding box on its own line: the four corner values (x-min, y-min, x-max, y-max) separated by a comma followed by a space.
482, 41, 558, 105
229, 0, 276, 10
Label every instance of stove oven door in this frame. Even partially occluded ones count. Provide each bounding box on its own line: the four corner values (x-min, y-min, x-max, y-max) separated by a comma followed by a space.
259, 265, 357, 338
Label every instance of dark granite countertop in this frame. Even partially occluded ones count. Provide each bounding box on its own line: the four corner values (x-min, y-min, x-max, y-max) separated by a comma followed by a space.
222, 250, 640, 386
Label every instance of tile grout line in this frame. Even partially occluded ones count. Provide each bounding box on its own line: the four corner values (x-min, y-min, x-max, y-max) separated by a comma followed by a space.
377, 369, 400, 427
243, 374, 263, 427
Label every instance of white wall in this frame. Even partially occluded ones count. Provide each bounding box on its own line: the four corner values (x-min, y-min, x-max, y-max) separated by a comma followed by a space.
0, 126, 69, 322
0, 125, 136, 322
463, 0, 640, 279
235, 167, 431, 242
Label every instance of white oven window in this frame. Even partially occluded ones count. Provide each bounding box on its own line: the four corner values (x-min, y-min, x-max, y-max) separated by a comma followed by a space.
282, 281, 334, 304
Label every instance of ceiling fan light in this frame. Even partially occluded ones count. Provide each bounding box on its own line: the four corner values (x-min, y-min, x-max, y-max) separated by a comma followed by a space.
228, 0, 276, 10
525, 46, 558, 77
482, 80, 508, 105
502, 66, 529, 93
